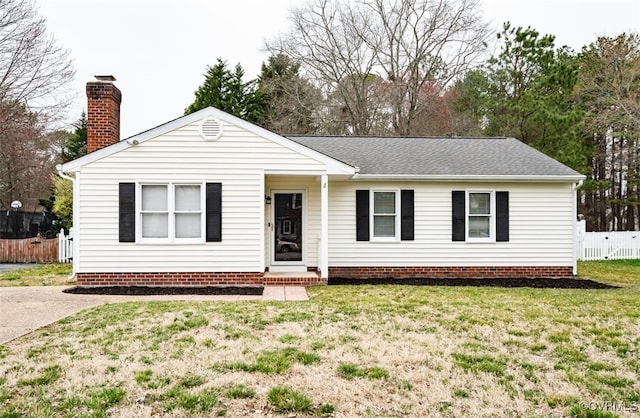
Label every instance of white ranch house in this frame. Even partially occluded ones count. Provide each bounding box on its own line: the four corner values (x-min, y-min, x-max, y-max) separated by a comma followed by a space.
59, 77, 585, 287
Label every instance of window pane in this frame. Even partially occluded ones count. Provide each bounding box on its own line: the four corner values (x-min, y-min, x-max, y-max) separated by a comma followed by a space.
142, 185, 167, 211
374, 192, 395, 214
469, 216, 490, 238
374, 216, 395, 237
176, 213, 201, 238
469, 193, 490, 215
142, 213, 168, 238
175, 185, 200, 211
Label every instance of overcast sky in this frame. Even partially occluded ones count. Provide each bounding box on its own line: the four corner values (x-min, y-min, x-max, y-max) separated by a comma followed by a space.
35, 0, 640, 138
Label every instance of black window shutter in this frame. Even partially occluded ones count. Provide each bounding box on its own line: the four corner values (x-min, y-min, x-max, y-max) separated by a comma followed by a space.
119, 183, 135, 243
206, 183, 222, 242
452, 190, 465, 242
496, 191, 509, 242
400, 189, 414, 240
356, 190, 370, 241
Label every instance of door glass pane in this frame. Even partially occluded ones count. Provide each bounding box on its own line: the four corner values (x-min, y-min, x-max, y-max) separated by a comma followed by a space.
374, 192, 395, 214
469, 216, 490, 238
175, 213, 201, 238
142, 185, 167, 211
142, 213, 168, 238
175, 185, 200, 211
274, 193, 302, 262
374, 215, 395, 237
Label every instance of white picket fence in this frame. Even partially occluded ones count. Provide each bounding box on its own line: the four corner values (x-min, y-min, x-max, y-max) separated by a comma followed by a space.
58, 228, 73, 263
576, 221, 640, 260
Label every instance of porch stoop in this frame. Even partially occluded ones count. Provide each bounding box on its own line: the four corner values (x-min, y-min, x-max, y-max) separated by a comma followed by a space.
263, 271, 325, 286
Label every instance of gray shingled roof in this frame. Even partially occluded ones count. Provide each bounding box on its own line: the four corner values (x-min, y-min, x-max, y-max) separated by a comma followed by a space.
288, 136, 583, 178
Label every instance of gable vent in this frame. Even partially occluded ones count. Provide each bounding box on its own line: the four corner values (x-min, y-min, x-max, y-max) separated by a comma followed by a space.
200, 117, 223, 140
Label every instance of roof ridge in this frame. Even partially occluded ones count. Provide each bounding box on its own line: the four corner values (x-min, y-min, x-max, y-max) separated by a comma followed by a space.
287, 135, 511, 140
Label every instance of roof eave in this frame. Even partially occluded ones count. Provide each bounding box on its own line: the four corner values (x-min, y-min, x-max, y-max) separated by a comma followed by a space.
351, 174, 586, 182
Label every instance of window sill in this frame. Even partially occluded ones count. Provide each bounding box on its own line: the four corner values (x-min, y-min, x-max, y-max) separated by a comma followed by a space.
369, 237, 401, 243
136, 239, 206, 245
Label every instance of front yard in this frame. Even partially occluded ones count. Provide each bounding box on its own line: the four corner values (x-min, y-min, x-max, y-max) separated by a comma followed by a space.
0, 261, 639, 417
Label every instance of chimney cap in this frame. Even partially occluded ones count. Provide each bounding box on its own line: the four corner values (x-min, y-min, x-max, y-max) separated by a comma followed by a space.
94, 75, 116, 82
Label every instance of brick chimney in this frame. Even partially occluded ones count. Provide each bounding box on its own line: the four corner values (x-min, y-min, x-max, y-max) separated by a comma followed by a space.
86, 75, 121, 153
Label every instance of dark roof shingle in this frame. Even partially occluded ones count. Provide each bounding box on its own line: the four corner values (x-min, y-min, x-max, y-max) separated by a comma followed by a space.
288, 136, 583, 178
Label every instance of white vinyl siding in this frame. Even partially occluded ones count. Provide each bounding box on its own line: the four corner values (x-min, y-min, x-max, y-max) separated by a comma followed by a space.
327, 181, 576, 267
74, 119, 326, 273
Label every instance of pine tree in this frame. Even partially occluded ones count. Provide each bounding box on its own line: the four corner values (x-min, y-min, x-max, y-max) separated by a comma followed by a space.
185, 58, 264, 123
61, 112, 87, 162
483, 23, 586, 170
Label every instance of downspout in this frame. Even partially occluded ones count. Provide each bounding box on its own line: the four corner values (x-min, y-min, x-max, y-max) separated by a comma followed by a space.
572, 179, 584, 275
56, 164, 77, 282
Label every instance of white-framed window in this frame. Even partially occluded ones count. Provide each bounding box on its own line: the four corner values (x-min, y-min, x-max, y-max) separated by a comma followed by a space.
466, 190, 495, 242
371, 189, 400, 240
139, 183, 204, 243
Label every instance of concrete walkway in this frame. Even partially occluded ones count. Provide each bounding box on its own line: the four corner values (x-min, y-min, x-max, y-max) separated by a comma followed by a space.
0, 285, 308, 344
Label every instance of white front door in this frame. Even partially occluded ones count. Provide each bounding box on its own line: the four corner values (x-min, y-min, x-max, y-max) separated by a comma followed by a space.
270, 191, 306, 271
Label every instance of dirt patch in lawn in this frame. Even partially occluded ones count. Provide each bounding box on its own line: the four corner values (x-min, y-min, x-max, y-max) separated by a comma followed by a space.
328, 277, 619, 289
63, 286, 264, 295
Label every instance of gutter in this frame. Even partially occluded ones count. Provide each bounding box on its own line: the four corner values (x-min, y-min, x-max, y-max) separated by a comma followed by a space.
56, 164, 75, 183
56, 164, 76, 282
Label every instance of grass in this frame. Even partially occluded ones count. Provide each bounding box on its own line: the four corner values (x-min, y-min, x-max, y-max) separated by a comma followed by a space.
579, 259, 640, 287
0, 263, 72, 286
222, 347, 320, 374
267, 386, 313, 414
337, 362, 390, 380
223, 383, 255, 399
0, 260, 639, 416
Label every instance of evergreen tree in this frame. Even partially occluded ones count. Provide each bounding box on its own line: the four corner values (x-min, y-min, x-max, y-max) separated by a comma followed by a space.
449, 69, 491, 136
52, 175, 72, 231
483, 23, 586, 170
61, 112, 87, 162
185, 58, 265, 123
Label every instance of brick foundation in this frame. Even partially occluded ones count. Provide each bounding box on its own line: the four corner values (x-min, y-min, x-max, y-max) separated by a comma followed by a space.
76, 272, 264, 287
327, 266, 574, 279
76, 265, 573, 287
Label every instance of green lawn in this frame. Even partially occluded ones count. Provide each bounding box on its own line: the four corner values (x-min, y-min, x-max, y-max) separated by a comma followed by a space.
0, 261, 639, 417
0, 264, 72, 287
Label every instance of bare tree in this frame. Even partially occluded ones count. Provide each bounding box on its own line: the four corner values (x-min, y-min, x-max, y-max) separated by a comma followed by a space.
364, 0, 490, 135
258, 54, 323, 135
266, 0, 490, 136
0, 0, 74, 113
267, 0, 381, 134
0, 102, 59, 211
0, 0, 74, 211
